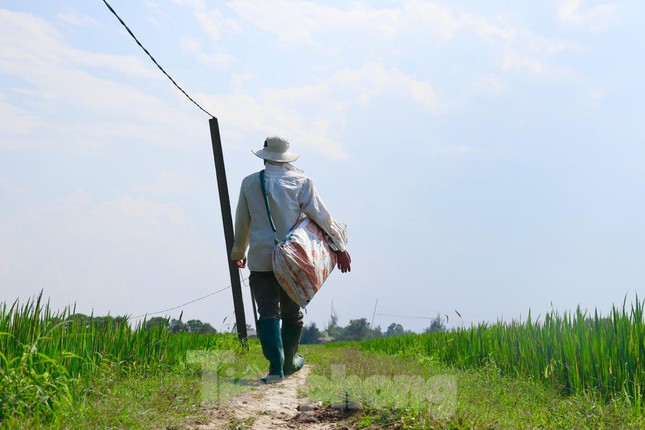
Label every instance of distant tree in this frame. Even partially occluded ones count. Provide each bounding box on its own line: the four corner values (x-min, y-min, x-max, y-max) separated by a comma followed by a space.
66, 313, 91, 329
326, 312, 342, 340
340, 318, 372, 342
169, 318, 186, 333
386, 323, 405, 337
301, 322, 321, 344
200, 323, 216, 334
70, 313, 90, 320
184, 319, 216, 334
91, 315, 111, 329
66, 314, 129, 331
423, 314, 446, 334
371, 325, 383, 338
144, 317, 170, 330
186, 319, 204, 334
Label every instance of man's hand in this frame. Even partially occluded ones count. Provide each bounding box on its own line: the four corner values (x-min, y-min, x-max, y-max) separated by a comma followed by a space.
234, 257, 247, 269
336, 250, 352, 273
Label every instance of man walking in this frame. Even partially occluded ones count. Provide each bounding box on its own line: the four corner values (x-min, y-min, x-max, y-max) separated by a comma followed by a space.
231, 136, 351, 383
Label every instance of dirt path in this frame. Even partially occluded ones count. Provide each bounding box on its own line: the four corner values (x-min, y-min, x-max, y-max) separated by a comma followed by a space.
193, 365, 354, 430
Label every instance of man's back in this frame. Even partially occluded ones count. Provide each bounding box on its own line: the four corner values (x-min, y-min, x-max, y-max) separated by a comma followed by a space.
230, 136, 351, 383
236, 162, 312, 271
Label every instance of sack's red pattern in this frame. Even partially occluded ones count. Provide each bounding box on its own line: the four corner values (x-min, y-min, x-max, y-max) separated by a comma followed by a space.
272, 217, 337, 307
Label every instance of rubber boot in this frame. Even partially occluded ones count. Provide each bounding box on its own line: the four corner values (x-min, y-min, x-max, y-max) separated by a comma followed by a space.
256, 318, 284, 384
282, 321, 305, 376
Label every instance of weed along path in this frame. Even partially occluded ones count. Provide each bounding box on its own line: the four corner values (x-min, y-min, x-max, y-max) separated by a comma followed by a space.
193, 365, 354, 430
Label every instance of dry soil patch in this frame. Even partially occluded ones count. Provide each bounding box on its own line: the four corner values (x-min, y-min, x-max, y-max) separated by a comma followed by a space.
191, 365, 355, 430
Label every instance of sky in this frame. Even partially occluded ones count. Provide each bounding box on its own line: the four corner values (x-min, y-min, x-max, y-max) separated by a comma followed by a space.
1, 0, 644, 333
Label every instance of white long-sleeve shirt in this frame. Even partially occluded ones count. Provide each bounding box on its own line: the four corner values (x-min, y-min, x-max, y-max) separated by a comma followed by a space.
231, 162, 347, 272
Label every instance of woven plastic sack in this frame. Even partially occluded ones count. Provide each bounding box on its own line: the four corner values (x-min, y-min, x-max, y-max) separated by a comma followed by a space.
272, 217, 337, 307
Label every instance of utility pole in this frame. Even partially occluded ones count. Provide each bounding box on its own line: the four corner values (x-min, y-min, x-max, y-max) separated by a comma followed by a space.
209, 118, 247, 342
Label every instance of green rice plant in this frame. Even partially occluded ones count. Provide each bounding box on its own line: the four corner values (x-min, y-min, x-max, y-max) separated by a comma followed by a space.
0, 292, 245, 426
362, 297, 645, 412
0, 334, 76, 423
0, 293, 239, 373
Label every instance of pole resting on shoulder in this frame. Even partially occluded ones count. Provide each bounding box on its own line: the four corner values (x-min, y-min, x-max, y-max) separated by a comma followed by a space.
259, 170, 280, 245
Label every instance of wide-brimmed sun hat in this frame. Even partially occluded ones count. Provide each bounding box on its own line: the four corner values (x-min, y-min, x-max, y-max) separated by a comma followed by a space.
252, 136, 300, 163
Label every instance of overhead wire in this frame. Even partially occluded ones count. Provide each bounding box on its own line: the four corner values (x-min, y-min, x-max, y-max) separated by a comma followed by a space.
130, 286, 231, 320
100, 0, 215, 118
376, 313, 442, 320
129, 275, 249, 320
98, 0, 246, 324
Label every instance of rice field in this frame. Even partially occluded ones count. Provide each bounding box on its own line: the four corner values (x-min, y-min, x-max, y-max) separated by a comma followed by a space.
5, 293, 645, 427
0, 293, 239, 423
363, 298, 645, 411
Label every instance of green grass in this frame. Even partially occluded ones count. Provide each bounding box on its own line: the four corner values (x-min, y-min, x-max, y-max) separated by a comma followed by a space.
0, 293, 266, 429
305, 346, 645, 429
362, 298, 645, 411
7, 293, 645, 428
33, 348, 268, 430
10, 362, 199, 430
0, 293, 237, 376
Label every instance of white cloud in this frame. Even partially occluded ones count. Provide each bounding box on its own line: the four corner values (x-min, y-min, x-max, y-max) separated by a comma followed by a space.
226, 0, 510, 46
329, 63, 440, 112
171, 0, 207, 10
203, 90, 347, 159
0, 94, 37, 148
228, 0, 349, 44
165, 0, 588, 133
499, 34, 580, 81
169, 6, 241, 70
194, 9, 241, 42
145, 1, 163, 15
478, 17, 581, 81
56, 11, 98, 27
0, 10, 158, 79
501, 51, 550, 76
402, 1, 463, 41
0, 9, 204, 150
179, 36, 237, 67
558, 0, 616, 30
226, 0, 421, 44
217, 1, 580, 88
200, 62, 440, 159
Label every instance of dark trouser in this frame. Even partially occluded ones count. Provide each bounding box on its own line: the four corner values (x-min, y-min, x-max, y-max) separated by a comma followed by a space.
251, 271, 305, 378
250, 271, 303, 325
